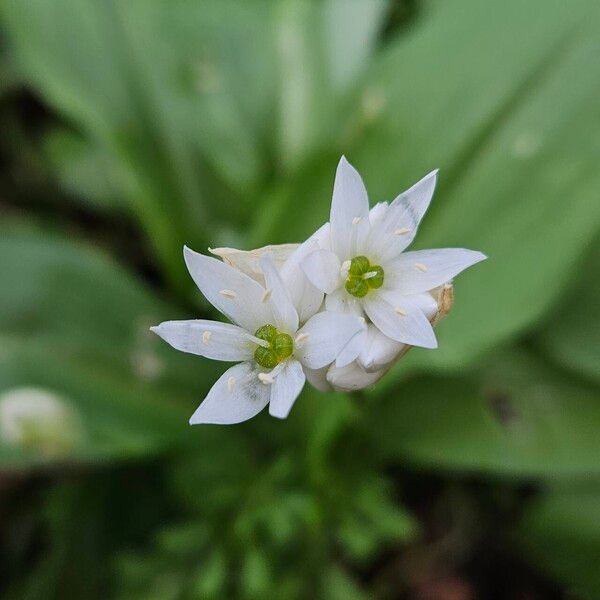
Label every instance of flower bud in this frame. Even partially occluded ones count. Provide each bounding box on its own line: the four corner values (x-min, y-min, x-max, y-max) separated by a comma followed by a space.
209, 244, 299, 284
0, 387, 85, 457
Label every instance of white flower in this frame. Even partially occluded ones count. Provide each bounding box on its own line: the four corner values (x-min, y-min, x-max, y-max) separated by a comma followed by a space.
151, 248, 365, 424
0, 387, 84, 456
300, 156, 486, 370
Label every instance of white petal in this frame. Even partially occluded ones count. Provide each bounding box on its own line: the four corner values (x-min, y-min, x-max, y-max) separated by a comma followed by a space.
368, 170, 438, 262
209, 243, 299, 284
269, 359, 305, 419
330, 156, 370, 259
295, 311, 366, 370
259, 256, 299, 332
327, 361, 385, 392
189, 362, 269, 425
368, 201, 389, 227
363, 291, 438, 348
324, 287, 364, 318
358, 324, 405, 371
301, 249, 342, 294
307, 221, 332, 250
184, 247, 271, 332
386, 248, 487, 295
151, 320, 258, 361
303, 365, 333, 392
335, 328, 367, 368
280, 238, 324, 324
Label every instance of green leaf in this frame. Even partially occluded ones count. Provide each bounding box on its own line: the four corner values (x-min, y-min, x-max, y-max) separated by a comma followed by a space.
262, 0, 600, 378
43, 128, 121, 210
535, 240, 600, 384
0, 0, 280, 291
0, 225, 215, 468
519, 486, 600, 598
368, 350, 600, 477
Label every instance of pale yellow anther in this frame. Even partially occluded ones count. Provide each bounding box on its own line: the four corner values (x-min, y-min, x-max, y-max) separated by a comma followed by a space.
395, 307, 407, 316
352, 216, 362, 225
227, 377, 236, 392
202, 331, 212, 344
258, 372, 274, 385
261, 288, 272, 303
415, 263, 428, 272
219, 289, 237, 299
394, 227, 410, 235
364, 271, 378, 280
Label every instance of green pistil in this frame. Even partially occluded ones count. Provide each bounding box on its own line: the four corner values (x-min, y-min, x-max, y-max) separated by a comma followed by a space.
253, 324, 294, 368
345, 256, 384, 298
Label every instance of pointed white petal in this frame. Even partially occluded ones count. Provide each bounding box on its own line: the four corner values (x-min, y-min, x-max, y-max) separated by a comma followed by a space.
209, 244, 299, 284
189, 362, 269, 425
307, 221, 332, 250
335, 328, 367, 368
368, 170, 438, 262
184, 247, 271, 332
151, 320, 258, 361
269, 359, 305, 419
324, 287, 364, 318
301, 249, 342, 294
330, 156, 370, 259
386, 248, 487, 295
327, 361, 385, 392
295, 311, 366, 370
358, 324, 405, 371
280, 238, 324, 324
368, 201, 389, 227
303, 365, 333, 392
259, 256, 299, 332
363, 291, 438, 348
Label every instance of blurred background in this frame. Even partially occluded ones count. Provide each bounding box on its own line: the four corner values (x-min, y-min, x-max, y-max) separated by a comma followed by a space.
0, 0, 599, 598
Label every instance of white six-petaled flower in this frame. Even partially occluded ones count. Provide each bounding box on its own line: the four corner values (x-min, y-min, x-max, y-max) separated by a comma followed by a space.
299, 157, 486, 385
151, 156, 486, 424
151, 249, 365, 424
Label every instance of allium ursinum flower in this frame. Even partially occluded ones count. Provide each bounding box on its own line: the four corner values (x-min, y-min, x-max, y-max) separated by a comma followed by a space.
300, 157, 486, 376
151, 248, 365, 424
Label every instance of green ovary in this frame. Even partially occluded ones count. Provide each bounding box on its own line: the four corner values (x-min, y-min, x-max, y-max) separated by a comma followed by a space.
253, 324, 294, 368
345, 256, 384, 298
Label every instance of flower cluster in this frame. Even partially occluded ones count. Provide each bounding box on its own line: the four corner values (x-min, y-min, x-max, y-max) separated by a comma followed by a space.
152, 157, 486, 424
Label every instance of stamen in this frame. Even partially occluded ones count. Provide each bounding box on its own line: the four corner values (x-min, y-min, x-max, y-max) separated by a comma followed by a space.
258, 372, 274, 385
261, 288, 272, 303
219, 289, 237, 299
394, 227, 410, 235
415, 263, 428, 272
227, 377, 236, 392
295, 332, 309, 344
202, 331, 212, 344
363, 271, 378, 280
352, 216, 362, 225
395, 307, 407, 316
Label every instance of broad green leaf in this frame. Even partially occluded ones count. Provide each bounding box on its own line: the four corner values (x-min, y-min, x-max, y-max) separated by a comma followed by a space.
43, 128, 121, 210
0, 225, 217, 468
535, 240, 600, 384
274, 0, 388, 170
261, 0, 600, 379
361, 0, 600, 379
368, 350, 600, 477
0, 0, 279, 291
519, 486, 600, 598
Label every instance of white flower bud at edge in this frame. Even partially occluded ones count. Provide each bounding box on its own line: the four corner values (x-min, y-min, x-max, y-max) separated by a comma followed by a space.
0, 387, 85, 458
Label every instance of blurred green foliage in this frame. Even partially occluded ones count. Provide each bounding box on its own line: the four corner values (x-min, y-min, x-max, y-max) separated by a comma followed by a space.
0, 0, 598, 598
